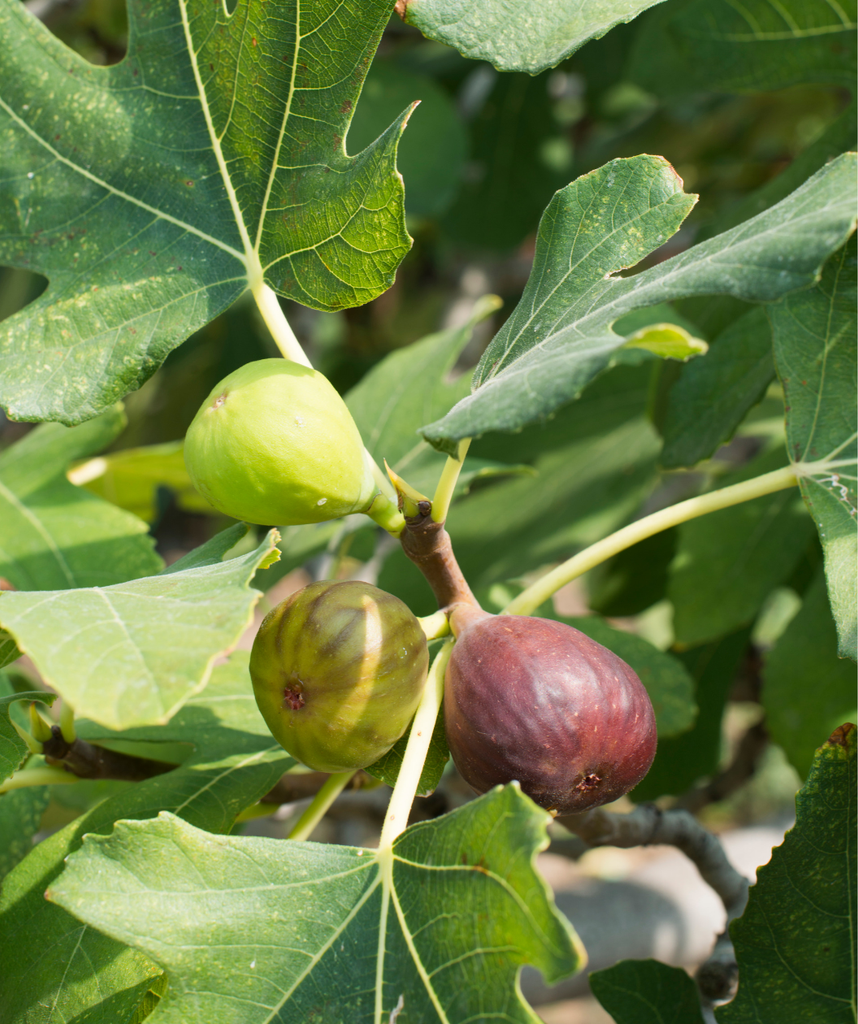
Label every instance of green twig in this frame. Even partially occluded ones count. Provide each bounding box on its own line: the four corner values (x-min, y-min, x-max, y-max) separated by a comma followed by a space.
0, 766, 77, 793
378, 639, 454, 850
287, 770, 355, 842
59, 701, 76, 743
504, 464, 798, 617
432, 439, 471, 524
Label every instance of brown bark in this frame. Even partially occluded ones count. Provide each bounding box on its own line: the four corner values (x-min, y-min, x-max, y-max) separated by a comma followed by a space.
43, 727, 177, 782
399, 506, 480, 613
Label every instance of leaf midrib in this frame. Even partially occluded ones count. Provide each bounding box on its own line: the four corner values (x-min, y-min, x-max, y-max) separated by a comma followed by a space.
0, 477, 76, 588
0, 92, 245, 265
178, 0, 254, 270
485, 156, 855, 400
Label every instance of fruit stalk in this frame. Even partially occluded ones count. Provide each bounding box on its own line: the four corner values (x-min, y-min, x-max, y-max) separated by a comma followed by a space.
399, 505, 480, 613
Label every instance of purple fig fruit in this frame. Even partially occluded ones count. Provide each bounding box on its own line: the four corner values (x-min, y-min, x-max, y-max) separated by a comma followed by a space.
444, 609, 657, 814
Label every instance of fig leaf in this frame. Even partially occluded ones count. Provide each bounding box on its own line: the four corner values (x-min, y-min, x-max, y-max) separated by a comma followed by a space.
48, 785, 584, 1023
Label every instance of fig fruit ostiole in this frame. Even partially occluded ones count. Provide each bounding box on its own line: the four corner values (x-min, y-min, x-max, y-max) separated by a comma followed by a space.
250, 581, 429, 773
184, 359, 378, 526
444, 604, 657, 815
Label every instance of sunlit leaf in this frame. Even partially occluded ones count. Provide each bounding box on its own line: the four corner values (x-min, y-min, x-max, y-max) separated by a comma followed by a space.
771, 237, 857, 659
622, 322, 707, 361
348, 58, 467, 219
422, 154, 857, 455
400, 0, 670, 74
0, 525, 278, 728
50, 785, 584, 1023
0, 0, 411, 424
0, 407, 163, 589
717, 723, 856, 1023
0, 655, 294, 1024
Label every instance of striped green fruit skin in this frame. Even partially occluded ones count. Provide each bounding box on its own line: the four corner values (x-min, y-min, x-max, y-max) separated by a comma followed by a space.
250, 581, 429, 772
184, 359, 377, 526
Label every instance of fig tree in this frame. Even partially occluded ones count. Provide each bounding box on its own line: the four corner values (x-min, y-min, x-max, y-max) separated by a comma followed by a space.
184, 359, 378, 526
444, 608, 657, 814
250, 580, 429, 773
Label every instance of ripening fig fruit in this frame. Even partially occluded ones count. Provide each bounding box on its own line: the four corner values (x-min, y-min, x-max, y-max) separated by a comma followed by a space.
250, 581, 429, 773
184, 359, 377, 526
444, 608, 657, 814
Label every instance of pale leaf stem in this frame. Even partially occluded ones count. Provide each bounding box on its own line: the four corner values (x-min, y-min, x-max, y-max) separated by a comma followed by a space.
0, 767, 77, 793
504, 464, 798, 617
287, 771, 355, 841
417, 609, 451, 641
378, 640, 454, 850
251, 281, 312, 366
432, 439, 471, 524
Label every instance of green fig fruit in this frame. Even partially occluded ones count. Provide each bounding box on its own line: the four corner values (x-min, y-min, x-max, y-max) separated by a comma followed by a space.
184, 359, 377, 526
250, 580, 429, 773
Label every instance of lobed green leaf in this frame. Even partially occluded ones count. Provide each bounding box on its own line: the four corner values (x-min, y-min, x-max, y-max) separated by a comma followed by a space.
48, 784, 584, 1023
771, 237, 857, 659
422, 154, 857, 455
0, 0, 410, 424
717, 723, 857, 1022
0, 525, 278, 728
0, 655, 295, 1024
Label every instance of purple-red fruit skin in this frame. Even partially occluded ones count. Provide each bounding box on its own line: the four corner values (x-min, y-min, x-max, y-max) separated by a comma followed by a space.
444, 615, 657, 814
